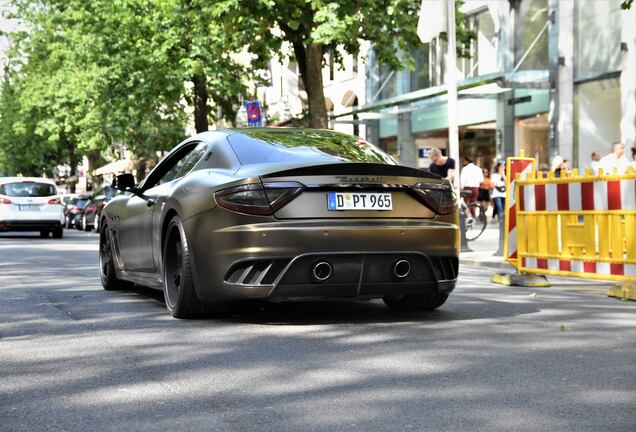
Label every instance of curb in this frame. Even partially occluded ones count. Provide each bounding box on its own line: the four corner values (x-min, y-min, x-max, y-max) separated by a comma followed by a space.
459, 258, 514, 271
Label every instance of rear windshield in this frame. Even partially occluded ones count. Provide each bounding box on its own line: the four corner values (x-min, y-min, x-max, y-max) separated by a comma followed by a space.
0, 182, 57, 197
228, 130, 396, 166
68, 197, 88, 207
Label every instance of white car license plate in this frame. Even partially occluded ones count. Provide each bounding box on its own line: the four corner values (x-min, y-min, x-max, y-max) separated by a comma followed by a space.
327, 192, 392, 211
19, 204, 41, 211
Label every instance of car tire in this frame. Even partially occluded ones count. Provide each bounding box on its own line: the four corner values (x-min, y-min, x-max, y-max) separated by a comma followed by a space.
383, 292, 448, 311
39, 230, 49, 238
99, 225, 131, 291
52, 228, 63, 239
162, 216, 226, 319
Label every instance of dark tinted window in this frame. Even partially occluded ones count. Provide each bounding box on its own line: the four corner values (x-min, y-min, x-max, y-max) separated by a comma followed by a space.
175, 142, 208, 178
153, 143, 199, 187
228, 130, 396, 166
74, 198, 88, 208
0, 182, 57, 197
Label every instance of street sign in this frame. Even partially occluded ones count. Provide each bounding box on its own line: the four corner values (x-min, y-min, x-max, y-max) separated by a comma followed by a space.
245, 101, 262, 127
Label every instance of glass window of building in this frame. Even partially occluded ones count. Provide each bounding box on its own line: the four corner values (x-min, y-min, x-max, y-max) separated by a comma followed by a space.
575, 0, 622, 80
476, 9, 498, 76
410, 43, 431, 91
515, 0, 549, 71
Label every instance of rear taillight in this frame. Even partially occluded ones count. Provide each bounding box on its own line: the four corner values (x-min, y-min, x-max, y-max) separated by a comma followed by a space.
48, 197, 61, 205
410, 181, 457, 215
69, 206, 80, 212
215, 182, 304, 215
0, 196, 11, 204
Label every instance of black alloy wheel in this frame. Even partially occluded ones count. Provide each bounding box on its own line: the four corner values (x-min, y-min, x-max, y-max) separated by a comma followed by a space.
162, 216, 226, 319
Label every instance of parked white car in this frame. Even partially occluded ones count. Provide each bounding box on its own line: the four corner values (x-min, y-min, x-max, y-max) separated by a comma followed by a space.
0, 177, 65, 238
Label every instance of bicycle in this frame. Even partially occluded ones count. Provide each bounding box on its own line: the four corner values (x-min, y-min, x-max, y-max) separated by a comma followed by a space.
458, 189, 488, 241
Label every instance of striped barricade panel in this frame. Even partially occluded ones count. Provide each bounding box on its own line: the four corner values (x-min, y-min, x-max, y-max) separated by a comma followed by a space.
516, 167, 636, 282
503, 157, 536, 267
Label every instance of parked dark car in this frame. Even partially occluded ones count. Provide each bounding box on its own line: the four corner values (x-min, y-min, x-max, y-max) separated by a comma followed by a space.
81, 185, 117, 232
63, 196, 89, 229
99, 129, 459, 319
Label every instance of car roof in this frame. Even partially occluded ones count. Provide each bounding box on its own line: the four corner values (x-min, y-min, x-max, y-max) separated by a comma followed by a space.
0, 177, 57, 186
223, 127, 343, 137
190, 128, 348, 144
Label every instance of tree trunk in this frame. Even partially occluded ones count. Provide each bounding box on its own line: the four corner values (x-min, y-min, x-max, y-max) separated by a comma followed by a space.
298, 43, 328, 129
192, 74, 209, 133
65, 136, 78, 193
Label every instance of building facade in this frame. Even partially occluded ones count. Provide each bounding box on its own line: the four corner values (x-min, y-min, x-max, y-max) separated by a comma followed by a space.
330, 0, 633, 173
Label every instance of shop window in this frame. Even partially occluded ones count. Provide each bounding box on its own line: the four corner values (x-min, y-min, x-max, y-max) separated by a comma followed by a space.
515, 113, 549, 167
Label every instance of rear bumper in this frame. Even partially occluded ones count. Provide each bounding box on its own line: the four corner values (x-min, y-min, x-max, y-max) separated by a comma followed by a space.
185, 212, 459, 302
0, 219, 64, 232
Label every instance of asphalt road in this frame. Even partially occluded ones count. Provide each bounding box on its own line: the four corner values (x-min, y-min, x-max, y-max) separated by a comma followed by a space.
1, 230, 634, 432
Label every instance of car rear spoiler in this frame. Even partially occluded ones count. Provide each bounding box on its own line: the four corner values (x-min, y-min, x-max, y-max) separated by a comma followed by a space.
260, 163, 440, 180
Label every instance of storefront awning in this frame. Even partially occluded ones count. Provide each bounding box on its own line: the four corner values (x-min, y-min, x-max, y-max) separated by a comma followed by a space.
93, 159, 129, 176
330, 70, 550, 120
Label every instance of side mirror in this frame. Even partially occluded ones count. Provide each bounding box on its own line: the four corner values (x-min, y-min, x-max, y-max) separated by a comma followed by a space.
113, 173, 136, 192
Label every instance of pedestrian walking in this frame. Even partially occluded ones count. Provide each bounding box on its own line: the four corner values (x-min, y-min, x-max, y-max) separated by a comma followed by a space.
478, 168, 492, 209
428, 148, 456, 182
589, 151, 601, 174
491, 161, 506, 222
599, 142, 631, 174
551, 155, 566, 178
460, 156, 483, 204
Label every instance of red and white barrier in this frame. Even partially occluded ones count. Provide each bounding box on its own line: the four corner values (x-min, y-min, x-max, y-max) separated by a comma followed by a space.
504, 158, 534, 263
516, 174, 636, 280
519, 179, 636, 212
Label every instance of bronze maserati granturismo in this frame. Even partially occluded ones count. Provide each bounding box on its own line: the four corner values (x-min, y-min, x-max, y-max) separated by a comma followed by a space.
99, 128, 459, 318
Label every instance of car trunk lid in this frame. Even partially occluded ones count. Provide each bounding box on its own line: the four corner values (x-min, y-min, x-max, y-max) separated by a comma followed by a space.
260, 163, 443, 220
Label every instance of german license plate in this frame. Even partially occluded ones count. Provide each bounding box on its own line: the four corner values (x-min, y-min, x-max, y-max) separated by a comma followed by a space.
327, 192, 392, 211
19, 205, 40, 211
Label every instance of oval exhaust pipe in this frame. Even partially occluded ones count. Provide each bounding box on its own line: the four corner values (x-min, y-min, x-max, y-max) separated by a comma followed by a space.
393, 259, 411, 278
312, 261, 333, 281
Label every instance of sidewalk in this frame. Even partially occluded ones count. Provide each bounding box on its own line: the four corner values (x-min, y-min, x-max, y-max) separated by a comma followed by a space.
459, 222, 513, 270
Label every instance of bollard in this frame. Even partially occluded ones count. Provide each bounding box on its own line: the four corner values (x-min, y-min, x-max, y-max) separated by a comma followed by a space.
494, 217, 505, 257
460, 212, 472, 252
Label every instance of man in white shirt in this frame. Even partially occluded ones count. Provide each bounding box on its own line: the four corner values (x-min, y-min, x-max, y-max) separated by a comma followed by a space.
460, 156, 484, 204
599, 142, 631, 174
589, 151, 600, 174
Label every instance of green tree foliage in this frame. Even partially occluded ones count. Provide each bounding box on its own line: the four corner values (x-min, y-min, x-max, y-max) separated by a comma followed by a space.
213, 0, 473, 129
0, 0, 249, 178
212, 0, 422, 129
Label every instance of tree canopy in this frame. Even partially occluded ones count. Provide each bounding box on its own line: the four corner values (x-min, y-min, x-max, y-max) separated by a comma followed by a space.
0, 0, 473, 177
212, 0, 428, 129
0, 0, 251, 177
